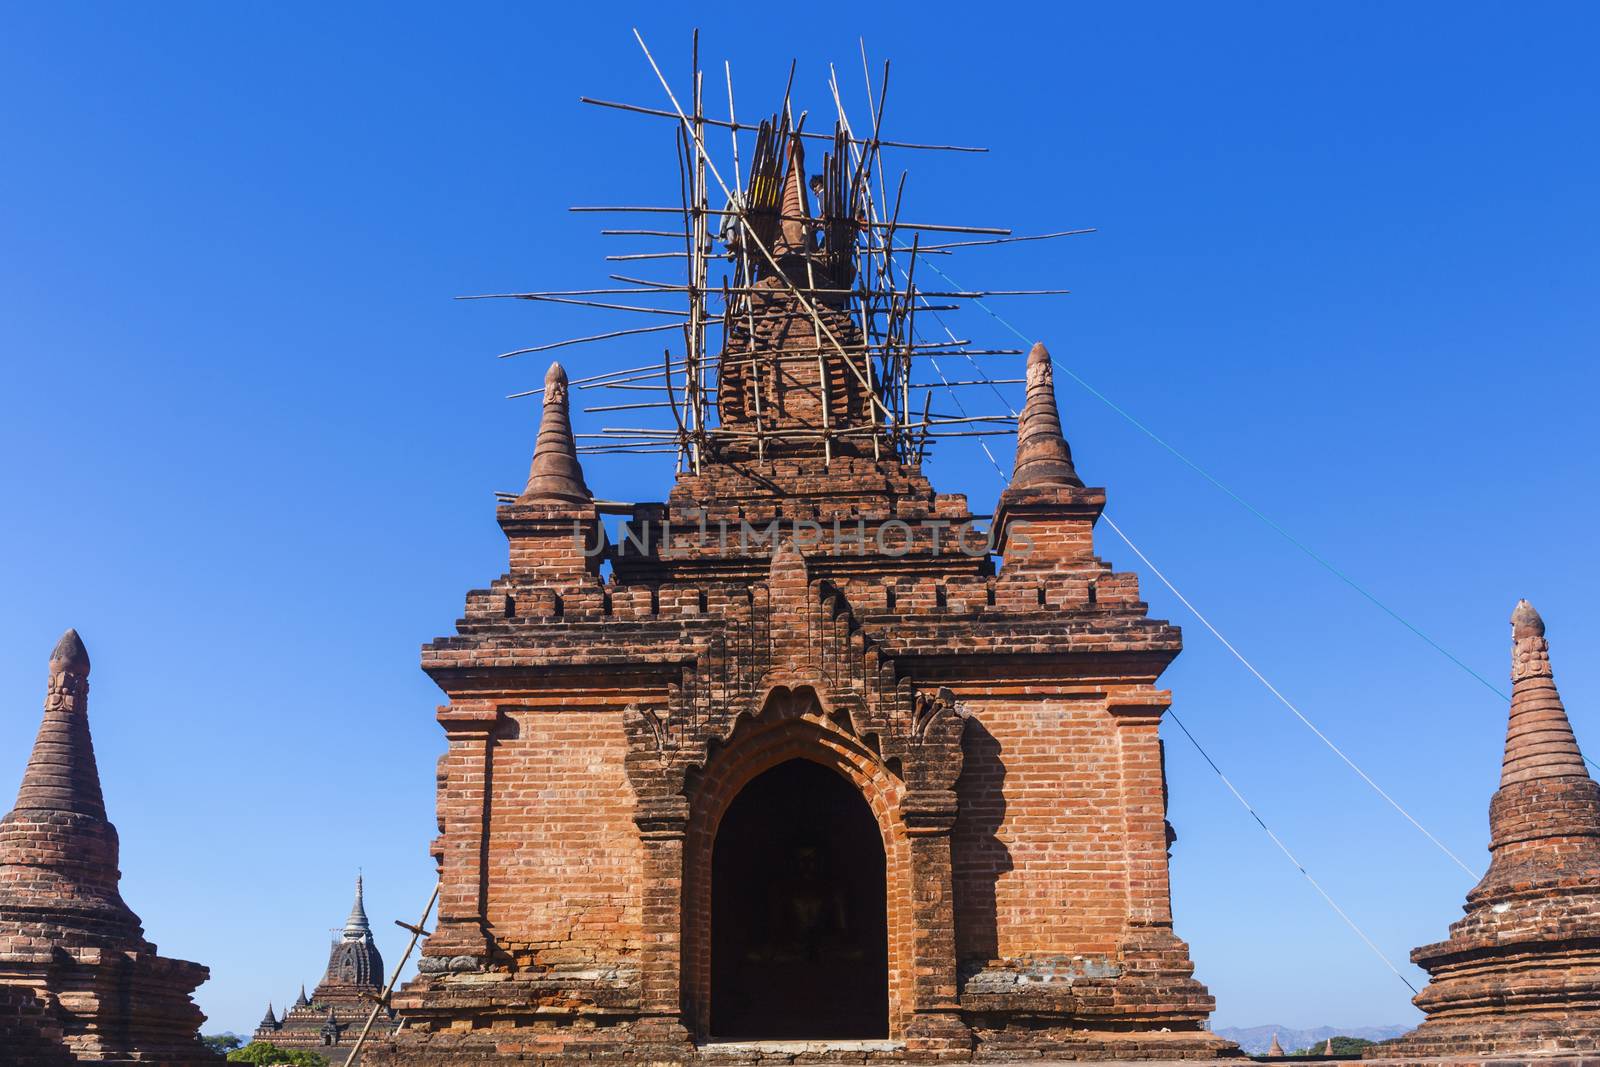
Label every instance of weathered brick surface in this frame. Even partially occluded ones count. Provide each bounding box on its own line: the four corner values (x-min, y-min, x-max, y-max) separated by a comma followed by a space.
484, 710, 646, 968
1376, 602, 1600, 1059
0, 981, 73, 1065
375, 145, 1231, 1063
0, 630, 220, 1065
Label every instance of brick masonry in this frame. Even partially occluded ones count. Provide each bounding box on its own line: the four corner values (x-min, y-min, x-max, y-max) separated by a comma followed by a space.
1372, 602, 1600, 1060
0, 629, 219, 1065
373, 293, 1232, 1061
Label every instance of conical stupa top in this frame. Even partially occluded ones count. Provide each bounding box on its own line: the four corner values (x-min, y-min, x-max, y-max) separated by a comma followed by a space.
259, 1002, 278, 1029
343, 873, 371, 940
1502, 600, 1589, 787
11, 628, 106, 818
1323, 1038, 1334, 1055
1010, 343, 1083, 490
774, 135, 809, 255
1267, 1032, 1284, 1056
295, 984, 309, 1007
519, 362, 591, 504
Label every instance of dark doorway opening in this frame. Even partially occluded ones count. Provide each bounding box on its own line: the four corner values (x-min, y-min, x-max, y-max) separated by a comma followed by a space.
710, 758, 889, 1039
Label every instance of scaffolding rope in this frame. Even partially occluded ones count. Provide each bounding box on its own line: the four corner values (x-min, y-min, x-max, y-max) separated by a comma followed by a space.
1163, 704, 1421, 996
906, 251, 1598, 780
1098, 511, 1482, 881
895, 259, 1483, 878
915, 320, 1424, 993
915, 258, 1513, 694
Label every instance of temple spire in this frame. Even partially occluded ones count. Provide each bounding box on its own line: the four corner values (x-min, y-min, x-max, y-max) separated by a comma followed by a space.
1267, 1032, 1284, 1057
519, 362, 591, 504
774, 136, 809, 255
343, 873, 370, 940
1010, 343, 1082, 490
0, 628, 139, 936
11, 629, 105, 818
259, 1003, 279, 1030
1501, 599, 1589, 788
1477, 599, 1600, 876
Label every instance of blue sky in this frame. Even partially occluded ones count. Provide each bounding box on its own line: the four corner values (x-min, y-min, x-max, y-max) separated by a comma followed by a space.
2, 2, 1596, 1039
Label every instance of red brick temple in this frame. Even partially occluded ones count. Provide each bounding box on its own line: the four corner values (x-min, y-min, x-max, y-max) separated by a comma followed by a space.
379, 124, 1230, 1061
1378, 601, 1600, 1059
251, 875, 394, 1063
0, 630, 217, 1064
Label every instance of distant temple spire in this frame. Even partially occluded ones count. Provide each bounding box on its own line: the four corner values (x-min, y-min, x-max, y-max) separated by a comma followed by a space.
1010, 343, 1082, 490
343, 873, 370, 940
252, 874, 393, 1058
1322, 1037, 1333, 1055
1267, 1032, 1284, 1056
519, 362, 591, 504
259, 1003, 279, 1031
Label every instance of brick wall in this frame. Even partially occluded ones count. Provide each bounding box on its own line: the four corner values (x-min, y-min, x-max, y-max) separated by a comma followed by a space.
484, 709, 645, 967
953, 697, 1129, 966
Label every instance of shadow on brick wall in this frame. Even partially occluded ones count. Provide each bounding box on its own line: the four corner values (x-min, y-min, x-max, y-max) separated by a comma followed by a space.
953, 719, 1011, 973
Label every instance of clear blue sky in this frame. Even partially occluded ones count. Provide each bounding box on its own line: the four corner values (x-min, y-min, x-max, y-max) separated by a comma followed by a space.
2, 2, 1596, 1039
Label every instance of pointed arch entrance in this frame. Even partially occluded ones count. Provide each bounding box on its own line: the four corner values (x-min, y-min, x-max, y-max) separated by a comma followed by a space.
710, 758, 889, 1039
620, 552, 975, 1049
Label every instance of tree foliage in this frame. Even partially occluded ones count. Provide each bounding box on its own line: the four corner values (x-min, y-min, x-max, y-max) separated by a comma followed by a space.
1292, 1035, 1377, 1056
226, 1042, 330, 1066
202, 1033, 244, 1052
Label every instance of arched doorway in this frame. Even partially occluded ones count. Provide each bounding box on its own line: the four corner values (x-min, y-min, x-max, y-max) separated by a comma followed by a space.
709, 758, 890, 1039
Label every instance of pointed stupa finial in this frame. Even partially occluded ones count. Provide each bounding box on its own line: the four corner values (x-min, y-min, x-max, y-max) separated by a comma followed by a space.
1267, 1032, 1284, 1057
1010, 343, 1083, 490
1502, 599, 1588, 787
1512, 598, 1545, 640
50, 628, 90, 676
259, 1002, 279, 1029
519, 362, 591, 504
774, 135, 809, 255
11, 629, 107, 818
1323, 1038, 1334, 1055
295, 984, 308, 1007
343, 872, 370, 940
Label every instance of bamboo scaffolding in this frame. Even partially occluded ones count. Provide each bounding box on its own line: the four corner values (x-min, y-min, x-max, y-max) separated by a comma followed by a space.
579, 95, 987, 152
571, 205, 1009, 236
631, 33, 903, 440
485, 34, 1071, 471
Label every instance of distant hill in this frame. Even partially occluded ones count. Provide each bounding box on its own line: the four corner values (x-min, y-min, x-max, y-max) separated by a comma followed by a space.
1214, 1024, 1409, 1055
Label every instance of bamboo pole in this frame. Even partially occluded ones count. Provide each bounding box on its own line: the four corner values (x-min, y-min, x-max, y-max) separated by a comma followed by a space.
631, 29, 901, 433
578, 95, 987, 152
571, 204, 1009, 236
344, 883, 439, 1067
497, 321, 687, 358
